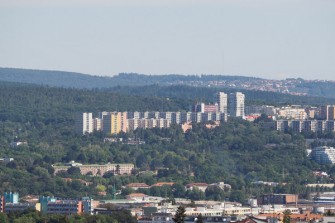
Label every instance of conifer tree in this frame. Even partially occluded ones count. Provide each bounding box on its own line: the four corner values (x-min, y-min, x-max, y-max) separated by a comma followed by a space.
173, 205, 186, 223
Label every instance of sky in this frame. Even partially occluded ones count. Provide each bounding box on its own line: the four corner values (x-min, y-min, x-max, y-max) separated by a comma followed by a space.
0, 0, 334, 80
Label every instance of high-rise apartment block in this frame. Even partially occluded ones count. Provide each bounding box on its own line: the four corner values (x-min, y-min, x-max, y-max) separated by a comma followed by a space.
229, 92, 245, 118
75, 112, 93, 135
194, 103, 218, 113
320, 105, 335, 120
75, 91, 237, 135
102, 112, 127, 135
216, 92, 228, 114
93, 118, 102, 131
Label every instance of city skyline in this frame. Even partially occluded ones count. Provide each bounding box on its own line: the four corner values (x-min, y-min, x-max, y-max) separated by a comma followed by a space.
0, 0, 334, 80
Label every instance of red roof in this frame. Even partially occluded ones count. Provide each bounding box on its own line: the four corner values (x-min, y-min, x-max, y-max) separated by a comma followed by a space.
151, 182, 175, 187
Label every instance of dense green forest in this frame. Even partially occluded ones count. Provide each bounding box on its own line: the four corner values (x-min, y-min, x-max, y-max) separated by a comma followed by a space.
0, 81, 334, 203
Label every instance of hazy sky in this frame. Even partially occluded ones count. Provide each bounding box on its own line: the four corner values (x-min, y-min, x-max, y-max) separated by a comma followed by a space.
0, 0, 334, 80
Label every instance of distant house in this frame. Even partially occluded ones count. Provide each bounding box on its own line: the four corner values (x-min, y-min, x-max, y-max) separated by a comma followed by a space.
209, 182, 231, 190
0, 157, 14, 163
185, 183, 208, 192
151, 182, 175, 187
10, 141, 27, 148
125, 183, 150, 190
126, 193, 148, 201
98, 191, 107, 196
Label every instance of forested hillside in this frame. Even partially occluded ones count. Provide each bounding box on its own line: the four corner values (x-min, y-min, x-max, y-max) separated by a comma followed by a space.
0, 81, 334, 202
2, 68, 335, 100
106, 85, 335, 106
0, 68, 258, 89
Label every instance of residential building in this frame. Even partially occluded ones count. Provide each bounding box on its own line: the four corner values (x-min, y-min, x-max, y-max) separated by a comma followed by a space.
194, 103, 205, 113
258, 194, 298, 205
103, 112, 127, 135
276, 120, 333, 133
194, 103, 218, 113
192, 112, 202, 123
127, 118, 139, 131
151, 182, 175, 187
229, 92, 245, 118
10, 141, 28, 148
204, 104, 218, 113
52, 162, 134, 176
126, 193, 148, 200
149, 112, 160, 119
0, 157, 14, 163
245, 105, 276, 116
75, 112, 93, 135
126, 183, 150, 190
185, 183, 208, 192
93, 118, 102, 131
306, 107, 317, 119
181, 112, 193, 123
128, 111, 142, 119
201, 112, 212, 122
278, 107, 307, 120
291, 120, 303, 133
160, 112, 173, 123
275, 120, 290, 132
310, 146, 335, 165
172, 112, 181, 124
216, 92, 228, 114
319, 105, 335, 120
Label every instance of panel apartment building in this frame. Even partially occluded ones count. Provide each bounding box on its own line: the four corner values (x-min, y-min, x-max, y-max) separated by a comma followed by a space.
102, 112, 127, 135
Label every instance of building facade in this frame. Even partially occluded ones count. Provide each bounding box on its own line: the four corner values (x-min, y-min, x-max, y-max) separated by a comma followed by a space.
216, 92, 228, 114
229, 92, 245, 118
76, 112, 93, 135
103, 112, 128, 135
53, 162, 134, 176
310, 146, 335, 165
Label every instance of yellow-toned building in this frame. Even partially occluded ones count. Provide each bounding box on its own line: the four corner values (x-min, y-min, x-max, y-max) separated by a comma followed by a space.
103, 112, 127, 134
53, 162, 134, 176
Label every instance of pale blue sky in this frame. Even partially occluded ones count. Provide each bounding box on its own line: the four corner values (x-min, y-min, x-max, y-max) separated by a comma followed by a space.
0, 0, 334, 80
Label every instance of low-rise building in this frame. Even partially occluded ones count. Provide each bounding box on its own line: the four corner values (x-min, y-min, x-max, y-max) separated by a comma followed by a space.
47, 200, 83, 215
53, 162, 134, 176
126, 193, 148, 201
185, 183, 208, 192
151, 182, 175, 187
39, 196, 94, 215
4, 203, 37, 213
258, 194, 298, 205
0, 157, 14, 163
126, 183, 150, 190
